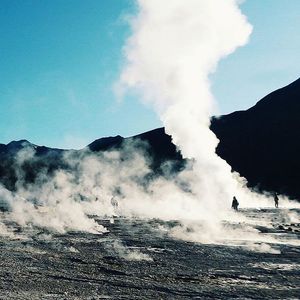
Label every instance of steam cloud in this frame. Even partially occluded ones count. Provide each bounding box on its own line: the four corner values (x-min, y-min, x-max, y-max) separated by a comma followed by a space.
119, 0, 252, 216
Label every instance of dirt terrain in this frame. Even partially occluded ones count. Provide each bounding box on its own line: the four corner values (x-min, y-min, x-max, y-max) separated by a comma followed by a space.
0, 208, 300, 299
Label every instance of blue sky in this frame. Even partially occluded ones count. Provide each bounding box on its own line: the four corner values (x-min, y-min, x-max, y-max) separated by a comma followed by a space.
0, 0, 299, 149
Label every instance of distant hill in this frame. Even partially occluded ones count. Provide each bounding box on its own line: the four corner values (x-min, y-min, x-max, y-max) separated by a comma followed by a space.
0, 78, 299, 199
211, 77, 300, 199
0, 140, 66, 191
88, 128, 183, 172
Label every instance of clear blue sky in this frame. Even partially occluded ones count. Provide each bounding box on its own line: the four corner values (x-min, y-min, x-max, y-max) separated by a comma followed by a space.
0, 0, 299, 149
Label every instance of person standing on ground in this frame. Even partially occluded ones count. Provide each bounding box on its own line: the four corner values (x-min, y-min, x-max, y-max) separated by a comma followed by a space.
231, 196, 239, 211
274, 192, 279, 208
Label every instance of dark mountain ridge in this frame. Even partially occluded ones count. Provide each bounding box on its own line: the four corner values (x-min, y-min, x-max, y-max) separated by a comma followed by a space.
211, 77, 300, 198
0, 78, 299, 199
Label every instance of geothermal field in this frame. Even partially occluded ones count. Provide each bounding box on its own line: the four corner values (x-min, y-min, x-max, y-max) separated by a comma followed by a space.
1, 0, 299, 299
1, 207, 300, 299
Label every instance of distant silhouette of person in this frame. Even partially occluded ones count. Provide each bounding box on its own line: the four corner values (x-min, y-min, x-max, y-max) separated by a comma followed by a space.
231, 196, 239, 211
274, 192, 279, 208
111, 197, 118, 209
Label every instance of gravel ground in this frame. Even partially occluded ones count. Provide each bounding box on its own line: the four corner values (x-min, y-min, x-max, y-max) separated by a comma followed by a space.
0, 209, 300, 299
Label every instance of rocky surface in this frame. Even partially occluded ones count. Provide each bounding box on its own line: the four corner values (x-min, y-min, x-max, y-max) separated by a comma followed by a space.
0, 208, 300, 299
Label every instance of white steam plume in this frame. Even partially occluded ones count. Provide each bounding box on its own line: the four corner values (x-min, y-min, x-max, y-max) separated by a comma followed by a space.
119, 0, 252, 215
